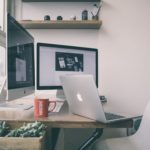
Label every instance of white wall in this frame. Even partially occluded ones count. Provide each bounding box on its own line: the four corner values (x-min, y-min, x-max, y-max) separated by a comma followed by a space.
99, 0, 150, 115
20, 0, 150, 115
0, 0, 5, 30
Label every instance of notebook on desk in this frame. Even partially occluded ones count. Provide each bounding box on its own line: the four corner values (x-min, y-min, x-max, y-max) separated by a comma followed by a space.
0, 103, 33, 110
60, 74, 138, 123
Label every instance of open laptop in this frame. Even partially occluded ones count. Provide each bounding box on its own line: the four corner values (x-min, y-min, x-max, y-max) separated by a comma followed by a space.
60, 74, 138, 123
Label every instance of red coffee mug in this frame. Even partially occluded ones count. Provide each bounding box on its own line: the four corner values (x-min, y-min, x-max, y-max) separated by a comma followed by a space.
34, 98, 56, 118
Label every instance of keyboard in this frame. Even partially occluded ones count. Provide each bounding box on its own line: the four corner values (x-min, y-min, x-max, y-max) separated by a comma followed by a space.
105, 112, 125, 120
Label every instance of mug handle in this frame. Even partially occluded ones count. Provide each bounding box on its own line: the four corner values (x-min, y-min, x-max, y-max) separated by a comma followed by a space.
48, 101, 56, 112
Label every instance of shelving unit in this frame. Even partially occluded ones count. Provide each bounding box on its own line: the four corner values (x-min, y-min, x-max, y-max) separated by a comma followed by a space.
19, 20, 102, 29
20, 0, 102, 29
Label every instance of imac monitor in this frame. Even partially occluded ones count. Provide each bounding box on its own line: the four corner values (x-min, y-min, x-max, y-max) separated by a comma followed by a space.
7, 14, 35, 100
37, 43, 98, 92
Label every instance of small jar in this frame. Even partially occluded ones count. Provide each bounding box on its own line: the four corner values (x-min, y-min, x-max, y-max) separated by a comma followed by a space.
82, 10, 88, 20
57, 16, 63, 20
92, 15, 99, 20
44, 15, 50, 21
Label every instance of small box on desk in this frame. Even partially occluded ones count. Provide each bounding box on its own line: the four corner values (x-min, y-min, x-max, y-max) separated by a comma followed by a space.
0, 135, 46, 150
0, 122, 47, 150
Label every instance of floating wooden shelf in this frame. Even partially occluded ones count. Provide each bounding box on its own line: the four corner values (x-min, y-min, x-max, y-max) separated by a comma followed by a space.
23, 0, 100, 2
19, 20, 102, 29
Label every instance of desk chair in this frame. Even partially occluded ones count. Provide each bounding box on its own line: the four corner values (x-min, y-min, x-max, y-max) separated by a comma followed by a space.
92, 102, 150, 150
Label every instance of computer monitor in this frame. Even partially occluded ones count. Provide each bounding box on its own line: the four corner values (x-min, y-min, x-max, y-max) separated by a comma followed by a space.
7, 14, 35, 100
37, 43, 98, 96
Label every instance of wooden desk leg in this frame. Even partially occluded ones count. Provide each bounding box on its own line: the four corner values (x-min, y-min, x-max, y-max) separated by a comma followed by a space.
78, 128, 103, 150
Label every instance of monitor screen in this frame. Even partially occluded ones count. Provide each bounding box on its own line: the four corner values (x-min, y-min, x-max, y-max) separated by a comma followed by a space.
37, 43, 98, 90
7, 14, 35, 100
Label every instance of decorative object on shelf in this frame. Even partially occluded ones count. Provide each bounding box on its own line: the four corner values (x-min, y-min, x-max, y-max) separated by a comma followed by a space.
57, 16, 63, 20
44, 15, 51, 21
91, 2, 102, 20
44, 15, 51, 20
82, 9, 88, 20
70, 15, 77, 20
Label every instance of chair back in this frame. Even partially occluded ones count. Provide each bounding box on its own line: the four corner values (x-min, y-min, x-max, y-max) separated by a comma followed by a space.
132, 102, 150, 149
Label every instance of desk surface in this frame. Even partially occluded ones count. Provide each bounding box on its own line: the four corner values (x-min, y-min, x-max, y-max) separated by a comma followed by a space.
0, 100, 133, 128
6, 114, 133, 129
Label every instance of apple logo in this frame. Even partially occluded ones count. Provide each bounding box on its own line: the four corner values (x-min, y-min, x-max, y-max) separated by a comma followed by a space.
77, 93, 83, 102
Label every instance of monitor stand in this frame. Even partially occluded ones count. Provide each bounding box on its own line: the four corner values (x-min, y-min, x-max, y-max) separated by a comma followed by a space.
7, 86, 35, 101
56, 89, 65, 100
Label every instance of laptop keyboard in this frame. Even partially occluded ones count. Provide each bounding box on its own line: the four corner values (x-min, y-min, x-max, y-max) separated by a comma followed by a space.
105, 112, 125, 120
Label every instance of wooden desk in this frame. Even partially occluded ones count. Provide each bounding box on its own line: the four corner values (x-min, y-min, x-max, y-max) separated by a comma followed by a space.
0, 101, 133, 128
2, 113, 133, 129
0, 101, 133, 150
